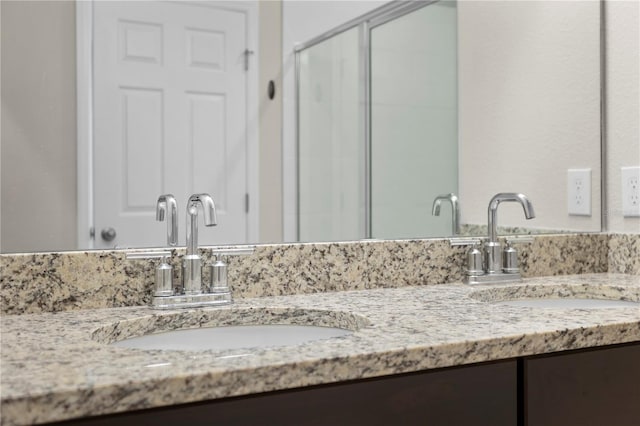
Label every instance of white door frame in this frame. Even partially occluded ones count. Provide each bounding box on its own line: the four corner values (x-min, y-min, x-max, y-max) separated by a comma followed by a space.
76, 0, 93, 249
76, 0, 259, 249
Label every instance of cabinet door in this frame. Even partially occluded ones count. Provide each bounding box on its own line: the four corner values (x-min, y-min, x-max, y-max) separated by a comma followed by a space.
52, 360, 516, 426
525, 343, 640, 426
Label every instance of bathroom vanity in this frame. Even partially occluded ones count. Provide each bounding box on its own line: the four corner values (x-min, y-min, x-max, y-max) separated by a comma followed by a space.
41, 344, 640, 426
1, 234, 639, 425
1, 272, 639, 426
38, 344, 640, 426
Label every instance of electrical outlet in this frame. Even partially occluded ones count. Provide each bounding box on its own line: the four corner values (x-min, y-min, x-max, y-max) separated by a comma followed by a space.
567, 169, 591, 216
621, 166, 640, 217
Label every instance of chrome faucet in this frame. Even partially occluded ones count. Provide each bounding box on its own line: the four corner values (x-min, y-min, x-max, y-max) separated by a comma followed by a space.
126, 243, 255, 309
129, 193, 251, 309
487, 193, 535, 244
156, 194, 178, 246
485, 193, 535, 274
432, 193, 460, 236
183, 193, 217, 295
450, 192, 535, 285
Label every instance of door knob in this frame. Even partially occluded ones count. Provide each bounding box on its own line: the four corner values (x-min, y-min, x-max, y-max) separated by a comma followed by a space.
101, 227, 117, 242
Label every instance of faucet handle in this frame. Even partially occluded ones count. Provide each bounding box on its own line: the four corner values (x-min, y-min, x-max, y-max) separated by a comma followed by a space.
449, 238, 484, 276
126, 251, 174, 297
207, 246, 256, 293
501, 237, 533, 274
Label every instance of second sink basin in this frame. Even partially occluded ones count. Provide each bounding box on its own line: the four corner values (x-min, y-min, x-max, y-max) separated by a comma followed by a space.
470, 282, 640, 310
492, 298, 639, 309
93, 307, 369, 352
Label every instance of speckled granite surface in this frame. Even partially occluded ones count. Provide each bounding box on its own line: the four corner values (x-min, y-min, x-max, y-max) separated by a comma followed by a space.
518, 233, 609, 277
608, 233, 640, 274
0, 234, 611, 315
459, 224, 572, 236
1, 273, 639, 425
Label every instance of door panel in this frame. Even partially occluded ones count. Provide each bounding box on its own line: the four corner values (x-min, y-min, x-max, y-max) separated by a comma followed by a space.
93, 1, 249, 249
121, 88, 164, 209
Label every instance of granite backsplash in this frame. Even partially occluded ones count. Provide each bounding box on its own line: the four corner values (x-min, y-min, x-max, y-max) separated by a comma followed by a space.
1, 233, 634, 315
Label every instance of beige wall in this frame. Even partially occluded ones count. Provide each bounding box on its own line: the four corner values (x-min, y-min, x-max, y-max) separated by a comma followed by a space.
458, 1, 601, 232
458, 0, 639, 235
1, 0, 77, 252
605, 0, 640, 234
258, 0, 283, 243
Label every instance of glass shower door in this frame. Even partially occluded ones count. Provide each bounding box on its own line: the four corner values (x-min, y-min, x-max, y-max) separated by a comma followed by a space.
297, 27, 365, 242
296, 1, 459, 242
370, 2, 458, 239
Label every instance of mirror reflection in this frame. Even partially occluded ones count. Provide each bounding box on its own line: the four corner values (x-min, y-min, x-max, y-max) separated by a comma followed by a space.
298, 2, 458, 241
0, 0, 602, 253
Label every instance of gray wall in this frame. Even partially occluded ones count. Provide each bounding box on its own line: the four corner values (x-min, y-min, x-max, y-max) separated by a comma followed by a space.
1, 1, 77, 252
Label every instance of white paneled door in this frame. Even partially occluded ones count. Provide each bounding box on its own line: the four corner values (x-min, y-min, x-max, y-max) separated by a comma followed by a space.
93, 1, 253, 249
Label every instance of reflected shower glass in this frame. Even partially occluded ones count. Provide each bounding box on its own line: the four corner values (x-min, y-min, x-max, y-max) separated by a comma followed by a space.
298, 27, 365, 242
371, 2, 458, 239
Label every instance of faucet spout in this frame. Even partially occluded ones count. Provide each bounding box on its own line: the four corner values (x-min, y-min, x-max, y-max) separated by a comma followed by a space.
156, 194, 178, 246
487, 193, 535, 243
183, 193, 217, 295
186, 193, 217, 256
432, 193, 460, 235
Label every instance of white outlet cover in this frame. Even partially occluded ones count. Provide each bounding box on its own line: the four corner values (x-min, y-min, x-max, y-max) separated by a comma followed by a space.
621, 166, 640, 217
567, 168, 591, 216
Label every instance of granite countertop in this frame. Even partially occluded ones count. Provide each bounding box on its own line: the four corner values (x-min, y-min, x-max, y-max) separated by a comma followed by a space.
2, 273, 640, 425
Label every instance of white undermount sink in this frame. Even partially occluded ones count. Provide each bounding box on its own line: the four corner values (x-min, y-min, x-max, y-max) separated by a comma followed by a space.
110, 324, 353, 351
492, 298, 639, 309
93, 307, 368, 352
470, 283, 640, 309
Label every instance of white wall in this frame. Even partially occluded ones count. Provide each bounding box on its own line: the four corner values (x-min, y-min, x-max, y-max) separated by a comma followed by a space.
605, 0, 640, 234
458, 1, 601, 232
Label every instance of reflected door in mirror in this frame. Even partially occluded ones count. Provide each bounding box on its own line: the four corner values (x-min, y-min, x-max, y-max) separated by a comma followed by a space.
92, 1, 250, 248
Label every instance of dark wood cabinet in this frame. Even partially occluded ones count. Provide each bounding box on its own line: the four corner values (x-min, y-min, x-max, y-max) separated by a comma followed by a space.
49, 343, 640, 426
52, 360, 517, 426
524, 343, 640, 426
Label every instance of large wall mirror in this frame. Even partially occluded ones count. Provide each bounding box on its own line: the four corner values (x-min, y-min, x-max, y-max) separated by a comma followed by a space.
0, 0, 602, 254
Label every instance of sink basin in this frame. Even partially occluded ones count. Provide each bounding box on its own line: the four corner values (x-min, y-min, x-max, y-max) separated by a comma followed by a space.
470, 283, 640, 309
93, 307, 368, 352
111, 324, 352, 351
492, 298, 639, 309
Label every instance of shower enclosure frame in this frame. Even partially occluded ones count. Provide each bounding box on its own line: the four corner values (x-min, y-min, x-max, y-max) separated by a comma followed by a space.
294, 0, 439, 240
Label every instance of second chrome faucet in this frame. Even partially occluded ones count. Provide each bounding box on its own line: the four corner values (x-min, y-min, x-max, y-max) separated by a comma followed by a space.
485, 193, 535, 274
452, 192, 535, 285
